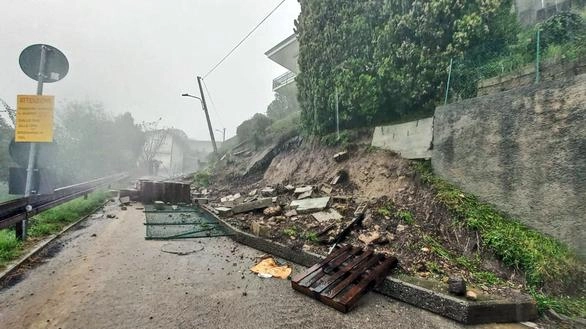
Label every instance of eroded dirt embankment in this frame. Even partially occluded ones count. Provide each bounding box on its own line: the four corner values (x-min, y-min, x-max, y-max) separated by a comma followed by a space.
211, 140, 525, 299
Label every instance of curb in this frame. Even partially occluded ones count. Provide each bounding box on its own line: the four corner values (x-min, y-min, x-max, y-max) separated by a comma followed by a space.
0, 201, 110, 283
203, 205, 538, 324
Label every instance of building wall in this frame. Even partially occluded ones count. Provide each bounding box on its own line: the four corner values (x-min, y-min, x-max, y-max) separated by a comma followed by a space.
433, 73, 586, 257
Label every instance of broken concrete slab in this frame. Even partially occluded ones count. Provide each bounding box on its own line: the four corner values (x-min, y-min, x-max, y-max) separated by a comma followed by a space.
215, 207, 233, 217
312, 209, 343, 223
320, 184, 333, 195
294, 186, 313, 195
284, 209, 298, 217
250, 221, 271, 238
248, 189, 258, 196
285, 184, 295, 192
261, 187, 275, 197
290, 197, 330, 214
232, 198, 273, 214
297, 190, 313, 199
333, 151, 349, 162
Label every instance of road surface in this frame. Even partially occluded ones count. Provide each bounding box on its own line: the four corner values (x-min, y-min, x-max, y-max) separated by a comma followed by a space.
0, 202, 527, 329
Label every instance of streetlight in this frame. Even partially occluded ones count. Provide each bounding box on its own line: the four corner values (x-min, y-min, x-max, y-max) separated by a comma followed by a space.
181, 93, 202, 102
181, 87, 218, 156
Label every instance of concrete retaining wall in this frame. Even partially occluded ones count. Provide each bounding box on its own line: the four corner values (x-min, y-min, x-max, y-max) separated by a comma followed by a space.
371, 117, 433, 159
433, 73, 586, 257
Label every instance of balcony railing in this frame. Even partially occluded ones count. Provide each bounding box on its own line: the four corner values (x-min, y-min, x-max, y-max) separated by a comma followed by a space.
272, 71, 296, 91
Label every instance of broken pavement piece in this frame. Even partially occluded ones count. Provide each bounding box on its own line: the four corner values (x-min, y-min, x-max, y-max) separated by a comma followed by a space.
284, 209, 298, 217
215, 207, 233, 217
358, 231, 382, 245
320, 184, 333, 195
290, 197, 330, 214
284, 184, 295, 192
333, 151, 349, 162
312, 209, 343, 223
294, 186, 313, 195
248, 189, 258, 196
297, 190, 313, 199
261, 187, 276, 197
250, 257, 291, 279
250, 221, 271, 238
231, 197, 273, 214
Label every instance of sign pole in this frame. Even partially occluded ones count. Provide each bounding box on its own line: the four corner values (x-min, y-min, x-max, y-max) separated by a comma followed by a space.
18, 46, 47, 240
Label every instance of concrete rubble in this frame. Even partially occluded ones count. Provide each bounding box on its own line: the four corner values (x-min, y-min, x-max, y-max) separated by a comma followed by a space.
311, 209, 343, 223
290, 197, 330, 214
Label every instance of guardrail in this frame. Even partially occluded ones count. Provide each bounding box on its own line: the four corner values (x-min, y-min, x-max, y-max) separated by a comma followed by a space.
0, 173, 128, 231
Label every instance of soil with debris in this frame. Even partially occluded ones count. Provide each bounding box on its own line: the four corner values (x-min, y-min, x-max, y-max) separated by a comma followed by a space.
203, 139, 528, 301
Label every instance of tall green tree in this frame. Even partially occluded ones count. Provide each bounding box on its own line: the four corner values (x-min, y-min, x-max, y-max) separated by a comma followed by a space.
295, 0, 518, 135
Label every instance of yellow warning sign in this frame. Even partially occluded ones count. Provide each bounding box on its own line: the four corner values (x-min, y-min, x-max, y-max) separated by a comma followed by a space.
15, 95, 55, 142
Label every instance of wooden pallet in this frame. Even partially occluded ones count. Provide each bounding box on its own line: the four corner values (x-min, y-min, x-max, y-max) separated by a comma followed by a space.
291, 245, 398, 313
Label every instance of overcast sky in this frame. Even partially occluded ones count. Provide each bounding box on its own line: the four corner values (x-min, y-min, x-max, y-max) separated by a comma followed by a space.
1, 0, 300, 140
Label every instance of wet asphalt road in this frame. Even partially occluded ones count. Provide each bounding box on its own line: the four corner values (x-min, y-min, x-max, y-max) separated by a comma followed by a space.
0, 203, 527, 329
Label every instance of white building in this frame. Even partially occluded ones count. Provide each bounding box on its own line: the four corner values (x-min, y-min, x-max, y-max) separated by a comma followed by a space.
265, 34, 300, 104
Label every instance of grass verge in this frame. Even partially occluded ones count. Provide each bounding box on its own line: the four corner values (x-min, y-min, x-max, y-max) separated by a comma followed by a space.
414, 161, 585, 317
0, 191, 108, 270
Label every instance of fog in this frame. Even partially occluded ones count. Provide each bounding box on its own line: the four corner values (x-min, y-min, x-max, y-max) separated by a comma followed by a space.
0, 0, 301, 141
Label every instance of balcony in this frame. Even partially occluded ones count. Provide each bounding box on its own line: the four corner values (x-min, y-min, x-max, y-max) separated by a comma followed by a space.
272, 71, 296, 91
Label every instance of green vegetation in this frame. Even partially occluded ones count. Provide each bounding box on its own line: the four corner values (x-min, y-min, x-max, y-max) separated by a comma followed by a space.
396, 210, 414, 225
283, 227, 298, 238
304, 231, 319, 243
296, 0, 518, 135
295, 2, 586, 135
415, 162, 585, 316
0, 230, 22, 264
192, 170, 211, 188
377, 202, 394, 217
0, 192, 107, 269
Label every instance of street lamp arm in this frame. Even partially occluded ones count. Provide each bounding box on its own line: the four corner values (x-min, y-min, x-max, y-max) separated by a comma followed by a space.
181, 93, 202, 101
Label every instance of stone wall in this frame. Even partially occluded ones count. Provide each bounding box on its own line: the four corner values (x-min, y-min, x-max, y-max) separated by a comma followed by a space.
372, 117, 434, 159
477, 58, 586, 97
433, 73, 586, 257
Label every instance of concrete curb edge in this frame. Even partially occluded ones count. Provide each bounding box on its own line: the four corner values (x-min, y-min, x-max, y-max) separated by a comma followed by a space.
203, 205, 538, 324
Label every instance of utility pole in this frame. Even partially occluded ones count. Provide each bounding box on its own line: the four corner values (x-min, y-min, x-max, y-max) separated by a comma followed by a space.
196, 76, 218, 156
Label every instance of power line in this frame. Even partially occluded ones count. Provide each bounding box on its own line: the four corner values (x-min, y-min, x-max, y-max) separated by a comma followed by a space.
203, 0, 288, 78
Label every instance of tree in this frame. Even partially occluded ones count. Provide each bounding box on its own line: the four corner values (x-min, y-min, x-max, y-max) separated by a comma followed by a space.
266, 93, 290, 120
51, 101, 145, 185
236, 113, 273, 149
295, 0, 518, 135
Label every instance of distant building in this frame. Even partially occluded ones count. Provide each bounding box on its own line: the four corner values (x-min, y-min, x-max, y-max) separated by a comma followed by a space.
144, 129, 220, 178
265, 34, 300, 110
